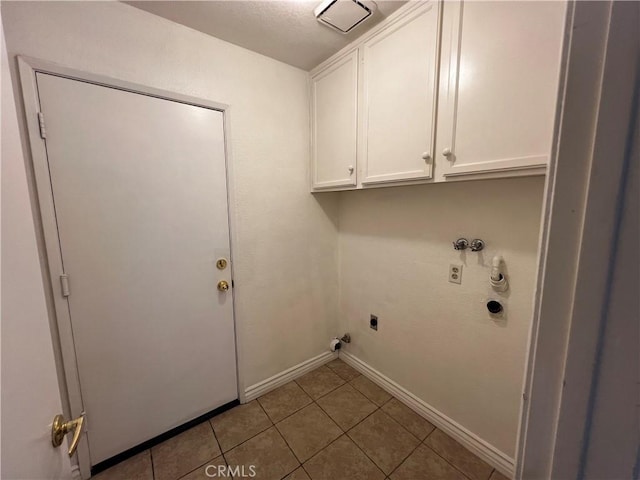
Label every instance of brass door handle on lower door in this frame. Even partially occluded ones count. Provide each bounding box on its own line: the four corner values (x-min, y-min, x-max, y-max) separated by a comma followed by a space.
51, 413, 85, 457
217, 280, 229, 292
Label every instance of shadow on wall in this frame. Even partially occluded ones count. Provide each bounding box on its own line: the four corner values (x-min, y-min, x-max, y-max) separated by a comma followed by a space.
337, 176, 546, 261
311, 190, 340, 231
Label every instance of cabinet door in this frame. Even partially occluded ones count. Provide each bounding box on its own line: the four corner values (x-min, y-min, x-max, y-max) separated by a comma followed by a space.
311, 51, 358, 190
436, 1, 566, 179
361, 1, 441, 185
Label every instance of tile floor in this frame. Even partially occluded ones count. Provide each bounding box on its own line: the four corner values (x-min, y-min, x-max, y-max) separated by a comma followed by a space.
94, 359, 510, 480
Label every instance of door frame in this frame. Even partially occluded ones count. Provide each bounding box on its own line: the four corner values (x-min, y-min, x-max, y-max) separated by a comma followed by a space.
515, 1, 639, 478
17, 55, 244, 480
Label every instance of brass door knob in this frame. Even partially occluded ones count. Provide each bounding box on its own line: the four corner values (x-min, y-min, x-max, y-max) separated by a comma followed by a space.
217, 280, 229, 292
52, 413, 85, 457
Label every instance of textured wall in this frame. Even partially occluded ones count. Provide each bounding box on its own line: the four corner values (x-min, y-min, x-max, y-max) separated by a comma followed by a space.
338, 176, 545, 456
1, 1, 340, 390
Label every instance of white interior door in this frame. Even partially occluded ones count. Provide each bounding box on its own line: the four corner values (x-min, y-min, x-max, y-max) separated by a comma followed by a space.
35, 73, 238, 466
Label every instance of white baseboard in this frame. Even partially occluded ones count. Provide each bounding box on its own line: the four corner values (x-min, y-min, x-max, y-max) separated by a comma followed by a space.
243, 351, 337, 402
339, 351, 515, 478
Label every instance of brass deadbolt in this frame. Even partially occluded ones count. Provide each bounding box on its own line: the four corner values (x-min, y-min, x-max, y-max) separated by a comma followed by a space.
216, 258, 228, 270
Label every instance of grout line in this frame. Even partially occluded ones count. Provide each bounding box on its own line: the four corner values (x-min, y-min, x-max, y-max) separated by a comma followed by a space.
342, 408, 394, 474
269, 427, 301, 479
380, 396, 394, 408
313, 400, 348, 434
300, 399, 386, 478
343, 403, 381, 434
368, 409, 422, 476
149, 448, 156, 480
421, 440, 478, 480
300, 431, 348, 464
175, 457, 222, 480
273, 419, 304, 466
342, 428, 388, 478
325, 360, 363, 382
207, 417, 225, 456
386, 439, 422, 478
257, 389, 313, 425
377, 408, 422, 443
164, 425, 230, 480
218, 415, 273, 457
300, 463, 313, 479
294, 373, 346, 402
254, 397, 276, 427
348, 376, 392, 408
316, 398, 338, 431
424, 424, 437, 440
265, 394, 317, 467
311, 380, 346, 401
271, 400, 313, 425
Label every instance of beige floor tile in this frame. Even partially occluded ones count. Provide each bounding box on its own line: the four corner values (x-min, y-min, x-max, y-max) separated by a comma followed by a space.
224, 427, 299, 480
350, 376, 392, 407
258, 381, 312, 423
210, 400, 272, 452
390, 445, 466, 480
295, 366, 345, 399
490, 469, 511, 480
276, 403, 342, 462
348, 410, 420, 475
284, 467, 311, 480
93, 451, 152, 480
303, 435, 385, 480
325, 359, 361, 381
178, 456, 226, 479
152, 423, 221, 480
425, 429, 493, 480
316, 383, 377, 430
381, 398, 435, 440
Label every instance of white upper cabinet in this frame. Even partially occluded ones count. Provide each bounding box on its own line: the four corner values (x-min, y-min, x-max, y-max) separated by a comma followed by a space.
435, 1, 566, 180
309, 0, 566, 191
311, 50, 358, 189
361, 1, 440, 185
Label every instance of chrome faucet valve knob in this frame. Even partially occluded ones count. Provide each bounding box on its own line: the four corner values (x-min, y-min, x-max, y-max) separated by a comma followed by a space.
470, 239, 485, 252
453, 238, 469, 250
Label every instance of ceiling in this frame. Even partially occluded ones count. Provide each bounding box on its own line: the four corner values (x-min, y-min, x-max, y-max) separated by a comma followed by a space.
125, 0, 406, 71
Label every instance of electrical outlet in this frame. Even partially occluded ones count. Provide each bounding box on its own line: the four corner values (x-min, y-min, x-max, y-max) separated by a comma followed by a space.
449, 264, 462, 284
370, 314, 378, 331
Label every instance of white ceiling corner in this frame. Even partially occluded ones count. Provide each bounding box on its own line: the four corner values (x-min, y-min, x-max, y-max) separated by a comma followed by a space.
123, 0, 407, 71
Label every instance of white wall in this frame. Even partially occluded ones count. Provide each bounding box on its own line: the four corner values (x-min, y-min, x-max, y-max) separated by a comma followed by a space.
1, 11, 73, 479
0, 0, 339, 392
339, 176, 545, 457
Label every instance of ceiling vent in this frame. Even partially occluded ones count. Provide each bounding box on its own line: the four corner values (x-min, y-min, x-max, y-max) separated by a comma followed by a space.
314, 0, 376, 34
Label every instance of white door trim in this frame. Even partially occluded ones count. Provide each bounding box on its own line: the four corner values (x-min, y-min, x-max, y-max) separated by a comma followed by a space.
516, 1, 639, 477
17, 55, 243, 479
